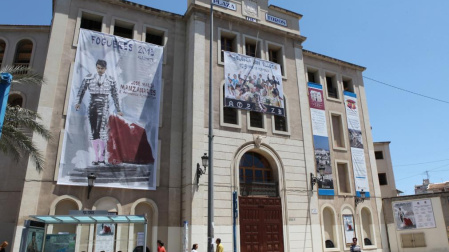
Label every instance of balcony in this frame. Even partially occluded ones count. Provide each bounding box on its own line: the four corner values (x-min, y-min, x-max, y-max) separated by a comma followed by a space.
240, 182, 279, 197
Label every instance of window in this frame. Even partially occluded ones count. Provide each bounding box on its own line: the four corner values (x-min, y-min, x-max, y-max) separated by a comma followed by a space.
239, 152, 277, 197
80, 12, 102, 32
218, 30, 238, 63
249, 111, 264, 128
220, 36, 234, 62
375, 151, 383, 159
343, 77, 354, 93
337, 162, 351, 194
221, 85, 239, 125
307, 70, 318, 83
243, 36, 261, 58
7, 93, 23, 107
401, 233, 426, 248
331, 113, 346, 149
361, 207, 375, 246
267, 43, 284, 76
145, 27, 164, 46
113, 20, 134, 39
14, 39, 33, 71
322, 207, 339, 249
0, 39, 5, 68
273, 96, 287, 133
378, 173, 388, 185
325, 74, 338, 99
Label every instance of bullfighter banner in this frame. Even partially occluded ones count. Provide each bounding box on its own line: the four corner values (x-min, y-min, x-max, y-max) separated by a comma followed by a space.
344, 91, 370, 197
308, 83, 334, 196
58, 29, 163, 190
393, 199, 436, 230
223, 51, 285, 116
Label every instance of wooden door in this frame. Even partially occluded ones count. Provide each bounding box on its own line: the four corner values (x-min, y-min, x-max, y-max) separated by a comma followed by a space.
239, 197, 284, 252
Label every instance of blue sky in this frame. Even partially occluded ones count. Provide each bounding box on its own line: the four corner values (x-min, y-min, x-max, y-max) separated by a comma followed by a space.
2, 0, 449, 195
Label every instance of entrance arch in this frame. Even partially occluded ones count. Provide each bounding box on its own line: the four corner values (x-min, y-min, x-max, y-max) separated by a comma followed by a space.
234, 144, 285, 252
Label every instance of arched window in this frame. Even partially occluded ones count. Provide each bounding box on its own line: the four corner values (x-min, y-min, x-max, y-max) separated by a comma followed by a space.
361, 207, 375, 246
52, 199, 78, 234
133, 202, 154, 250
0, 39, 6, 68
14, 39, 33, 72
322, 206, 339, 249
239, 152, 277, 197
8, 93, 24, 107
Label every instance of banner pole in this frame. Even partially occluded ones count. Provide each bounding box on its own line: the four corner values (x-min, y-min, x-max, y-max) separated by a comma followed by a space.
207, 1, 214, 252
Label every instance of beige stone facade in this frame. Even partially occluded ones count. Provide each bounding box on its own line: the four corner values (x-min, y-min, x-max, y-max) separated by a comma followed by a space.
0, 1, 385, 251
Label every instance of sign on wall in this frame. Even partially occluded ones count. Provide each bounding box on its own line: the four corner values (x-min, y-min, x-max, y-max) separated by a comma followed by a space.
265, 14, 287, 27
224, 51, 285, 116
393, 199, 436, 230
343, 215, 355, 244
212, 0, 236, 11
95, 223, 116, 252
344, 91, 370, 197
44, 234, 76, 252
58, 29, 163, 190
308, 83, 334, 195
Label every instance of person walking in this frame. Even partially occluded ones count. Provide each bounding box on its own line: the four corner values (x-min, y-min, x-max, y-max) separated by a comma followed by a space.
215, 238, 224, 252
157, 240, 166, 252
350, 237, 361, 252
191, 244, 198, 252
0, 241, 8, 252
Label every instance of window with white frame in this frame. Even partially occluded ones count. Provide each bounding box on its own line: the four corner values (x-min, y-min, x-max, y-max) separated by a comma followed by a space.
80, 11, 103, 32
113, 19, 134, 39
249, 111, 264, 129
337, 162, 351, 194
13, 39, 33, 72
219, 30, 238, 63
325, 74, 338, 99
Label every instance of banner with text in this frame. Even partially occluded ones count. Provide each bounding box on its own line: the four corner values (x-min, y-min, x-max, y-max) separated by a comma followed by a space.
308, 83, 334, 195
393, 199, 436, 230
344, 91, 369, 197
58, 29, 163, 190
224, 51, 285, 116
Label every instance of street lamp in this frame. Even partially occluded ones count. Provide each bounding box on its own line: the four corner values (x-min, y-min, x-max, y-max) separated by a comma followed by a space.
197, 153, 208, 185
87, 173, 96, 199
310, 165, 326, 190
355, 189, 366, 207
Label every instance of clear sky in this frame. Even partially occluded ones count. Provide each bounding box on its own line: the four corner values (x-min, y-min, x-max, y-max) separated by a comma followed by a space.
2, 0, 449, 195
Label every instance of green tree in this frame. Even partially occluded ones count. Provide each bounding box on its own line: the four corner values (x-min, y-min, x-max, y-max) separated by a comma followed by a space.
0, 65, 51, 172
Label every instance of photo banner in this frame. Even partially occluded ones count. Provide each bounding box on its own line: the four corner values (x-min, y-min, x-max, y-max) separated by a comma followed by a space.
344, 91, 369, 197
223, 51, 285, 116
58, 29, 163, 190
308, 83, 334, 196
393, 199, 436, 230
343, 215, 355, 244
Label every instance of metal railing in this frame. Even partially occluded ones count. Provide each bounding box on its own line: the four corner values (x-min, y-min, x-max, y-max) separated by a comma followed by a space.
240, 182, 279, 197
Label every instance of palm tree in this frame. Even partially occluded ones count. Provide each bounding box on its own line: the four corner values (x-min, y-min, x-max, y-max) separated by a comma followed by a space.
0, 65, 51, 172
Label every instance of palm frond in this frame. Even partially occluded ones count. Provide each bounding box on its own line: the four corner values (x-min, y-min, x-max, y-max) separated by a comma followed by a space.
4, 105, 51, 140
0, 65, 45, 86
0, 131, 22, 161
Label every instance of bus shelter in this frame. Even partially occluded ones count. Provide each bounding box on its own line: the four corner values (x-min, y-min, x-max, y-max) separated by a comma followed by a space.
20, 214, 148, 252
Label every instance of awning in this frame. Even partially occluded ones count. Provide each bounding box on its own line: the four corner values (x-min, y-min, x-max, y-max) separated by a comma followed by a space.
30, 215, 147, 224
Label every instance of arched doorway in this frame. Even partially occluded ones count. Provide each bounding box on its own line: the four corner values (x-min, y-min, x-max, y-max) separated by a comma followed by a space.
239, 151, 284, 252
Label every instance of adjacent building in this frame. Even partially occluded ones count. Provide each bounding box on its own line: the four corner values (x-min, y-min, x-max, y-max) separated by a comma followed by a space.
0, 1, 386, 251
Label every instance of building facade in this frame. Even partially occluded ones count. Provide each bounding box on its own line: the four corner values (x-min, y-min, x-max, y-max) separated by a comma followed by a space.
1, 0, 385, 252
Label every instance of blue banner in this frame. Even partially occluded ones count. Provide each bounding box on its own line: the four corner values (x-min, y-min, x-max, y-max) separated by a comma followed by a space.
0, 73, 12, 139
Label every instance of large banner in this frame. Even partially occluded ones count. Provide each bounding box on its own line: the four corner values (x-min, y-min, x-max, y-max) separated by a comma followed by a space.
223, 51, 285, 116
344, 91, 369, 197
393, 199, 436, 230
59, 29, 163, 190
308, 83, 334, 195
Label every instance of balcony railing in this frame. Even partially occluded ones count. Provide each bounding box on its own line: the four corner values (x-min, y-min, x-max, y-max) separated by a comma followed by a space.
13, 63, 30, 75
240, 182, 279, 197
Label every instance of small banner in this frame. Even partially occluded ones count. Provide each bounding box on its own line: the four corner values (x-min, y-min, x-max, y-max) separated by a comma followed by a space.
344, 91, 369, 197
0, 73, 12, 138
393, 199, 436, 230
223, 51, 285, 116
343, 215, 355, 244
308, 83, 334, 195
58, 29, 163, 190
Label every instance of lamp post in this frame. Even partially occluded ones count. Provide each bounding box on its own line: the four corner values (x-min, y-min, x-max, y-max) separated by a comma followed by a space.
310, 165, 326, 190
355, 189, 366, 207
197, 153, 209, 185
87, 173, 96, 199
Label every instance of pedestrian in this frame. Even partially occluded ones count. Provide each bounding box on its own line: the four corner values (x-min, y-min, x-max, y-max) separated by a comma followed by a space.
0, 241, 8, 252
157, 240, 166, 252
191, 244, 198, 252
350, 237, 361, 252
215, 238, 223, 252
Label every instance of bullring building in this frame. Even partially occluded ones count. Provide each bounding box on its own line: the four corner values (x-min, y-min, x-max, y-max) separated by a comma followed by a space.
0, 0, 386, 251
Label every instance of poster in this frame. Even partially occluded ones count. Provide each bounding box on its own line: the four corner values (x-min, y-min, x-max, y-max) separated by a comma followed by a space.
223, 51, 285, 116
25, 227, 45, 252
308, 83, 334, 195
95, 223, 116, 252
343, 215, 355, 244
344, 91, 369, 197
44, 234, 76, 252
58, 29, 163, 190
393, 199, 436, 230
